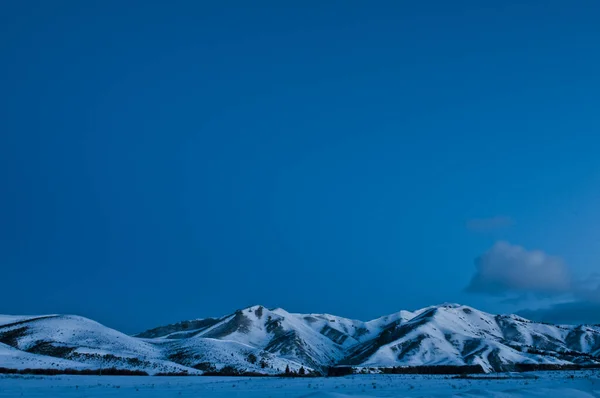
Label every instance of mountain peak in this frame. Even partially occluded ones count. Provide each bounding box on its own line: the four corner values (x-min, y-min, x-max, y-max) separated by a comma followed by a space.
435, 302, 469, 309
4, 304, 600, 375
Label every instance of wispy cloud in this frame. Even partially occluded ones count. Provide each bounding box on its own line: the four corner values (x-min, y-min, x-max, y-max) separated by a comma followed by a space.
466, 216, 514, 232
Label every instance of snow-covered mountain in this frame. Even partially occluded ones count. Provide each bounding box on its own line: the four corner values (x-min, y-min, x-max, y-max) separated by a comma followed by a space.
341, 304, 600, 372
2, 304, 600, 374
0, 314, 194, 374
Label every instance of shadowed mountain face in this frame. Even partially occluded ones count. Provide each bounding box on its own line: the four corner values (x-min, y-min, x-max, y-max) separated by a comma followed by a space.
134, 318, 222, 339
2, 304, 600, 374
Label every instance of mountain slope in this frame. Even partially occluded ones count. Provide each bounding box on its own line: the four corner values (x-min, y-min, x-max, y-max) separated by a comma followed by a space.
2, 303, 600, 374
342, 304, 600, 372
0, 314, 193, 374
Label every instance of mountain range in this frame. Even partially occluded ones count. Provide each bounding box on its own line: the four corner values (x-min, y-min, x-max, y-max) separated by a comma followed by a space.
2, 303, 600, 375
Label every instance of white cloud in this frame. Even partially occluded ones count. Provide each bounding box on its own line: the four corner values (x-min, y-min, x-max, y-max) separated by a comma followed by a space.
466, 241, 571, 295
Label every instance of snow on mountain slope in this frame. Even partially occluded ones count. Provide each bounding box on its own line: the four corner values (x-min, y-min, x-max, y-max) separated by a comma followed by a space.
294, 310, 410, 347
0, 315, 194, 374
1, 315, 159, 357
0, 315, 50, 327
343, 304, 599, 372
0, 342, 91, 370
160, 336, 305, 374
134, 317, 223, 339
2, 303, 600, 374
186, 306, 352, 369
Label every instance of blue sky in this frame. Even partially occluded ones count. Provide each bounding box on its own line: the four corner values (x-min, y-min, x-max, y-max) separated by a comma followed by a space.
1, 1, 600, 333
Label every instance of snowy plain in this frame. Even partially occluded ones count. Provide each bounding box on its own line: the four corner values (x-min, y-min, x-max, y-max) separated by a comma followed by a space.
2, 371, 600, 398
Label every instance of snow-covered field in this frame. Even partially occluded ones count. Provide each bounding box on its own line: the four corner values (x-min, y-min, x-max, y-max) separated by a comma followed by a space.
2, 371, 600, 398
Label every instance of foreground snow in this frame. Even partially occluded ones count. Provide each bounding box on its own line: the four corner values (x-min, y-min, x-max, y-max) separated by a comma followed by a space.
2, 371, 600, 397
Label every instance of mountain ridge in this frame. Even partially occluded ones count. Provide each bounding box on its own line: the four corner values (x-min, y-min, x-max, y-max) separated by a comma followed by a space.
2, 303, 600, 375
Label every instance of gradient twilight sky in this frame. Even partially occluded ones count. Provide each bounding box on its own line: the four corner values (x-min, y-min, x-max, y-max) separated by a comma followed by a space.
2, 1, 600, 333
